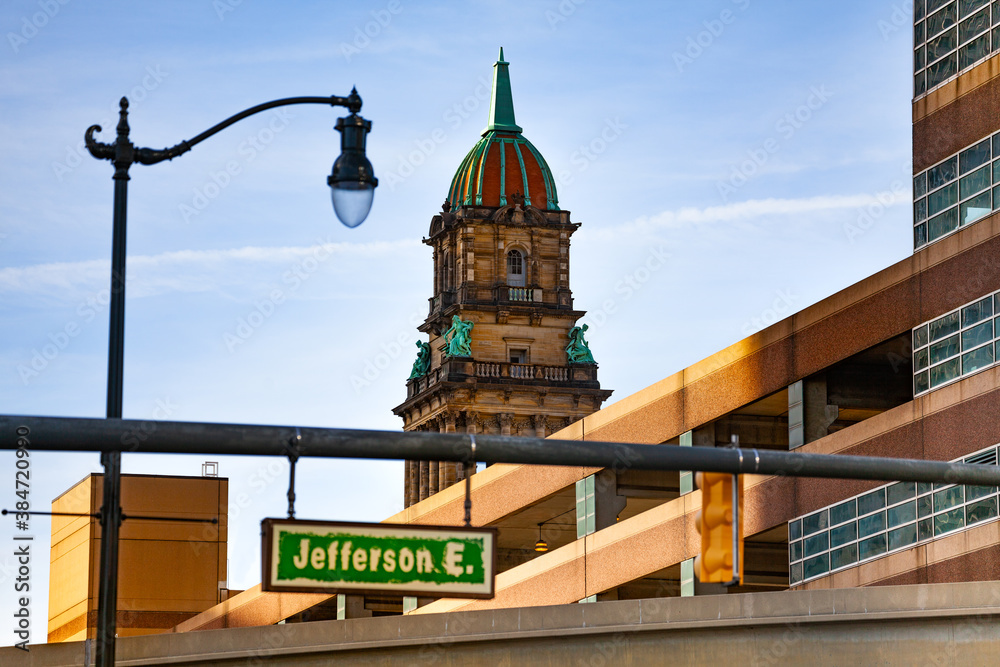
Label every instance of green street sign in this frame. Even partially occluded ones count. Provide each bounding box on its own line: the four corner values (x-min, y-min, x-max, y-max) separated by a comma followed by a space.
261, 518, 497, 598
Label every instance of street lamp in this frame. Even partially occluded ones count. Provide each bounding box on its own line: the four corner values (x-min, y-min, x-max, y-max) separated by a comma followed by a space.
329, 112, 378, 227
84, 90, 376, 667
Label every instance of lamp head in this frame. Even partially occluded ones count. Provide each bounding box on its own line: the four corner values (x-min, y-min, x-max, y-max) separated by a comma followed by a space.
328, 113, 377, 228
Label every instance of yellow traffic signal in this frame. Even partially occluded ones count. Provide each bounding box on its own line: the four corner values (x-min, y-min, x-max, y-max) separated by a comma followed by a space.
694, 472, 744, 585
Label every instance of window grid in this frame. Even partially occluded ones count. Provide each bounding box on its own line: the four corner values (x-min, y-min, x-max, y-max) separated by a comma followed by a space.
912, 289, 999, 396
914, 0, 1000, 98
913, 130, 1000, 250
788, 443, 1000, 586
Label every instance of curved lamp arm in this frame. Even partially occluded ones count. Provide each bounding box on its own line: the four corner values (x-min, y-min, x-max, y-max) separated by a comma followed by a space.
85, 89, 363, 166
84, 87, 375, 228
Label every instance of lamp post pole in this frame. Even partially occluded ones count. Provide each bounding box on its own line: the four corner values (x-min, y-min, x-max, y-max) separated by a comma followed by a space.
85, 92, 376, 667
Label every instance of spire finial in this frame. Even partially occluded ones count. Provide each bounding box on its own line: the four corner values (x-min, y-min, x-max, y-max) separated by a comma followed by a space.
483, 47, 522, 135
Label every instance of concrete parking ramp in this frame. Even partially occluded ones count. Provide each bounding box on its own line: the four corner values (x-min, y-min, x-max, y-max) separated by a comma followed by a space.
5, 581, 999, 665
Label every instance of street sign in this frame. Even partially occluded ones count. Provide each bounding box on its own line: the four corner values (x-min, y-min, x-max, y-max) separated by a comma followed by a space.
261, 518, 497, 598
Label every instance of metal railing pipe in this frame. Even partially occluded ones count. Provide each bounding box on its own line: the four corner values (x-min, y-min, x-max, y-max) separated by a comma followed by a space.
4, 414, 1000, 487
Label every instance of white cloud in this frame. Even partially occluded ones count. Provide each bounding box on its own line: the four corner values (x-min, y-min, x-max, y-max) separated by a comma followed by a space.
0, 240, 422, 301
581, 193, 908, 240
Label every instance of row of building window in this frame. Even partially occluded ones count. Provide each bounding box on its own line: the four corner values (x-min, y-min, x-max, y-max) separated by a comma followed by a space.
912, 289, 1000, 396
914, 0, 1000, 96
913, 131, 1000, 250
789, 443, 1000, 586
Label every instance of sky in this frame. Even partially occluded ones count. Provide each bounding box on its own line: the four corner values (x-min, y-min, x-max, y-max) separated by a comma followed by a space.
0, 0, 914, 645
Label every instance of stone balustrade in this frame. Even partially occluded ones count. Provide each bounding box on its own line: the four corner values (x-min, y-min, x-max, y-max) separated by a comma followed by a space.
407, 360, 591, 398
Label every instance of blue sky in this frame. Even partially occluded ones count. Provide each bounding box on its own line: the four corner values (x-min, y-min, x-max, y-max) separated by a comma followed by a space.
0, 0, 913, 643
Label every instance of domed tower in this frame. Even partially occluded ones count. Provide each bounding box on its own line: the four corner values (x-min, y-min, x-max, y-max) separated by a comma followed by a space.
393, 49, 613, 508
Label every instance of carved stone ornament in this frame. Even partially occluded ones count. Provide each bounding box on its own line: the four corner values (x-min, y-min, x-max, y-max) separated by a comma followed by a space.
490, 201, 546, 225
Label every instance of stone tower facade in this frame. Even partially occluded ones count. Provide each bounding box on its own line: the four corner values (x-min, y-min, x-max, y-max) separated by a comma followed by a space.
393, 49, 613, 508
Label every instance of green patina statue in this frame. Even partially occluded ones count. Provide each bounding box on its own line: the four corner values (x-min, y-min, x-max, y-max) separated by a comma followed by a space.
566, 324, 596, 364
408, 341, 431, 379
443, 315, 474, 357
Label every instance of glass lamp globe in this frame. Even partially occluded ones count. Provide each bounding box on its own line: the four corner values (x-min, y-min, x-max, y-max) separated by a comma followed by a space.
328, 113, 378, 228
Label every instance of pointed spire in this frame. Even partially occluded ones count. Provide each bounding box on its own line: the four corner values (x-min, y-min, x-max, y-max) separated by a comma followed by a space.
483, 46, 522, 135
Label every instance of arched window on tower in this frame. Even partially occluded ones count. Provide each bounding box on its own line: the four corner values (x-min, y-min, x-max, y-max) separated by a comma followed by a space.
506, 249, 525, 287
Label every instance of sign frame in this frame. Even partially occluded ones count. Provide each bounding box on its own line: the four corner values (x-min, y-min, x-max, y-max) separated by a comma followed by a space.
261, 518, 497, 599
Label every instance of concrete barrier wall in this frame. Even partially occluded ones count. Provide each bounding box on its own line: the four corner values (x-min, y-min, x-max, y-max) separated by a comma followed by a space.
4, 581, 1000, 666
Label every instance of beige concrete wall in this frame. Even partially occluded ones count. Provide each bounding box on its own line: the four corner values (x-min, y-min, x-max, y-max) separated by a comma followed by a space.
10, 582, 1000, 666
47, 476, 96, 643
47, 474, 228, 642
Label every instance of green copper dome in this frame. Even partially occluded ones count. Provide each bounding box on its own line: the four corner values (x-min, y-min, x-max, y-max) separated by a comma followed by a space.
447, 49, 560, 211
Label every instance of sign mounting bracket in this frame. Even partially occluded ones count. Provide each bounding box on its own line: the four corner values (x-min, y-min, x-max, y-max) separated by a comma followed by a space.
285, 427, 302, 519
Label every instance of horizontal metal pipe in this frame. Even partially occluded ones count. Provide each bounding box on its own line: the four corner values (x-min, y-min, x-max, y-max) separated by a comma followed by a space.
3, 414, 999, 487
0, 509, 217, 524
